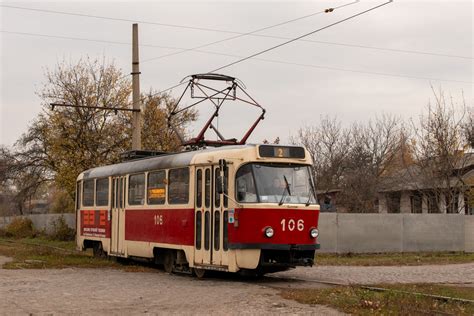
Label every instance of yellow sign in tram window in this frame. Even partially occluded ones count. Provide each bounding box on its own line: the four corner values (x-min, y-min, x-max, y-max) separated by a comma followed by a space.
148, 188, 165, 199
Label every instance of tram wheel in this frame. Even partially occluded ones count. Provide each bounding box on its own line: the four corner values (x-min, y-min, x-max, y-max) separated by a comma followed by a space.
92, 242, 106, 258
192, 268, 207, 278
163, 250, 175, 273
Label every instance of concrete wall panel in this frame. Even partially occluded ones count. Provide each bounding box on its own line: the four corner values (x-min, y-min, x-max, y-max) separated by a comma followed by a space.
0, 214, 75, 233
403, 214, 464, 252
465, 216, 474, 253
336, 214, 403, 253
317, 213, 337, 253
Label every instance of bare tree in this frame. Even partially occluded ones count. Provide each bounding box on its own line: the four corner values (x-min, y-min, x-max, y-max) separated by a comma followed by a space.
292, 114, 403, 212
409, 88, 470, 213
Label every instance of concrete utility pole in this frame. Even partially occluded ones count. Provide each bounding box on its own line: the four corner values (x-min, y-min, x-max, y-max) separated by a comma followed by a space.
131, 23, 142, 150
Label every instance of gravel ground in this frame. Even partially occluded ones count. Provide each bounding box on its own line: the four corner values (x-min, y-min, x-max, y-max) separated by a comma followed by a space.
0, 256, 341, 316
276, 263, 474, 285
2, 255, 473, 315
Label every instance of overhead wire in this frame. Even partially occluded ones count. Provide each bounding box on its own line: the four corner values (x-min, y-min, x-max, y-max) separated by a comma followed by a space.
2, 1, 471, 106
140, 0, 360, 63
2, 30, 467, 84
2, 2, 471, 61
210, 0, 393, 73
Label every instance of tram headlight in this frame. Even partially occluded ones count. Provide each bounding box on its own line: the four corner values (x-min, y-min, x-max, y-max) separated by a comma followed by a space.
264, 226, 274, 238
310, 228, 319, 238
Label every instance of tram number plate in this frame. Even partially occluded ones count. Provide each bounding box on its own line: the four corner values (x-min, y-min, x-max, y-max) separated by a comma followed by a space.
280, 219, 304, 232
154, 214, 164, 225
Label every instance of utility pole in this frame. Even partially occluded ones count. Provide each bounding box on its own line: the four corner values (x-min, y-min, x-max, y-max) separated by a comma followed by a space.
131, 23, 142, 150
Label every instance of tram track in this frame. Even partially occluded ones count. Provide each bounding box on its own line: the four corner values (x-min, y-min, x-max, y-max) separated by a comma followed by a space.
265, 274, 474, 305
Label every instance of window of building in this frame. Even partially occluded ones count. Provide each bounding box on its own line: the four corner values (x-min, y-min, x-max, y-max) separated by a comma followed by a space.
410, 192, 422, 213
387, 192, 401, 213
148, 171, 166, 205
427, 192, 440, 213
96, 178, 109, 206
129, 174, 145, 205
446, 191, 459, 214
83, 179, 94, 207
168, 168, 189, 204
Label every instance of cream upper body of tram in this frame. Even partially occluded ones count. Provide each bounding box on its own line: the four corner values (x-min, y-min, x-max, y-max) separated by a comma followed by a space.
76, 144, 320, 275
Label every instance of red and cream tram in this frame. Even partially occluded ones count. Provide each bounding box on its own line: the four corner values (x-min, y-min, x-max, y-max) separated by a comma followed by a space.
76, 144, 320, 276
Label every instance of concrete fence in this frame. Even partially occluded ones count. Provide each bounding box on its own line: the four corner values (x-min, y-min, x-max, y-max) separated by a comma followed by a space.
1, 213, 473, 253
318, 213, 474, 253
0, 214, 75, 234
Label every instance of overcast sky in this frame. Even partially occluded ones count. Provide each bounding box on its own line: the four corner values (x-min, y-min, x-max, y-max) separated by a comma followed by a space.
1, 0, 472, 147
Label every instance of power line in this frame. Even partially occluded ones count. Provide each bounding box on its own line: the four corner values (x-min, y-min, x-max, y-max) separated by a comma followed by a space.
4, 29, 469, 84
0, 4, 244, 35
191, 49, 473, 84
2, 3, 471, 61
0, 30, 183, 50
211, 0, 391, 73
140, 0, 359, 63
4, 28, 471, 62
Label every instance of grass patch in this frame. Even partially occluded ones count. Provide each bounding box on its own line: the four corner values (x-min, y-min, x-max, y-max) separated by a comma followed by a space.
281, 284, 474, 315
0, 237, 153, 271
316, 252, 474, 266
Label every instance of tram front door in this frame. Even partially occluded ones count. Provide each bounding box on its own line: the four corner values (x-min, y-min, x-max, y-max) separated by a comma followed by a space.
194, 166, 229, 268
110, 176, 126, 256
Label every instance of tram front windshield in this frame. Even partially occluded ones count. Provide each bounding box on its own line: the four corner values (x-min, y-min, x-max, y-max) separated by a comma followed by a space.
235, 163, 317, 204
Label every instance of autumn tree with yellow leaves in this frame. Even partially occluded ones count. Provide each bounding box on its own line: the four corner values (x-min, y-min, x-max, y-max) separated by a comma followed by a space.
1, 58, 196, 215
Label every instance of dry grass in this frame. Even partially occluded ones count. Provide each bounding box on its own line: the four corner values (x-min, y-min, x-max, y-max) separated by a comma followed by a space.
281, 284, 474, 315
0, 237, 154, 272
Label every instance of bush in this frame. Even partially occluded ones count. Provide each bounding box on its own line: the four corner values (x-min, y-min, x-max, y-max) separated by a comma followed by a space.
5, 217, 35, 238
49, 215, 75, 241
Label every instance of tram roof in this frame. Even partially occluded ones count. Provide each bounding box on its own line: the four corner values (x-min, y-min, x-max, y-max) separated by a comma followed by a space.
79, 144, 257, 180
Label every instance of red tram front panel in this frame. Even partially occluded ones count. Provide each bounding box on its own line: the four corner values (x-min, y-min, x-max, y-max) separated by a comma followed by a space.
125, 208, 195, 246
228, 208, 319, 247
80, 210, 111, 238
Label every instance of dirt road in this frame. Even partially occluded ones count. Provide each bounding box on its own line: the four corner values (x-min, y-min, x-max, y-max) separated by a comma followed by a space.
2, 255, 473, 315
0, 256, 340, 315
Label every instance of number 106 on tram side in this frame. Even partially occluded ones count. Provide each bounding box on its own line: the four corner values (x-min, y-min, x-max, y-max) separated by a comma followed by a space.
75, 144, 320, 277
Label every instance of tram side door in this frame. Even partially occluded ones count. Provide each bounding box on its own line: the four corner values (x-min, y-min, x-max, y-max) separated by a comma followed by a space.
194, 167, 212, 265
211, 166, 228, 266
194, 166, 228, 267
111, 176, 126, 256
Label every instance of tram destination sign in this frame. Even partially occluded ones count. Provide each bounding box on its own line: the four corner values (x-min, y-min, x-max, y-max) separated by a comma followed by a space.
258, 145, 305, 159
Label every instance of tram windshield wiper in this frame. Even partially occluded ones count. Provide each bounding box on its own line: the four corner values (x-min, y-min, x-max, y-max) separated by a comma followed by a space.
279, 175, 291, 206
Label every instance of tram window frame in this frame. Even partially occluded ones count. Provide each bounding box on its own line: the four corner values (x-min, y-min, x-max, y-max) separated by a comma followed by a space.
76, 181, 82, 210
214, 168, 221, 207
96, 178, 109, 206
168, 167, 190, 205
128, 173, 146, 206
205, 169, 211, 208
82, 179, 95, 207
147, 170, 167, 205
196, 169, 202, 208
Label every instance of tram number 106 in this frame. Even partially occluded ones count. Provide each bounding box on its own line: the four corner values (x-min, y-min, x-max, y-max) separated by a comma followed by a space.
154, 214, 164, 225
280, 219, 304, 232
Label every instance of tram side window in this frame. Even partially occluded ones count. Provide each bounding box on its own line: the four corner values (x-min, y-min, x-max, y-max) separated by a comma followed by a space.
168, 168, 189, 204
235, 164, 257, 203
83, 179, 94, 207
96, 178, 109, 206
148, 171, 166, 205
129, 174, 145, 205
